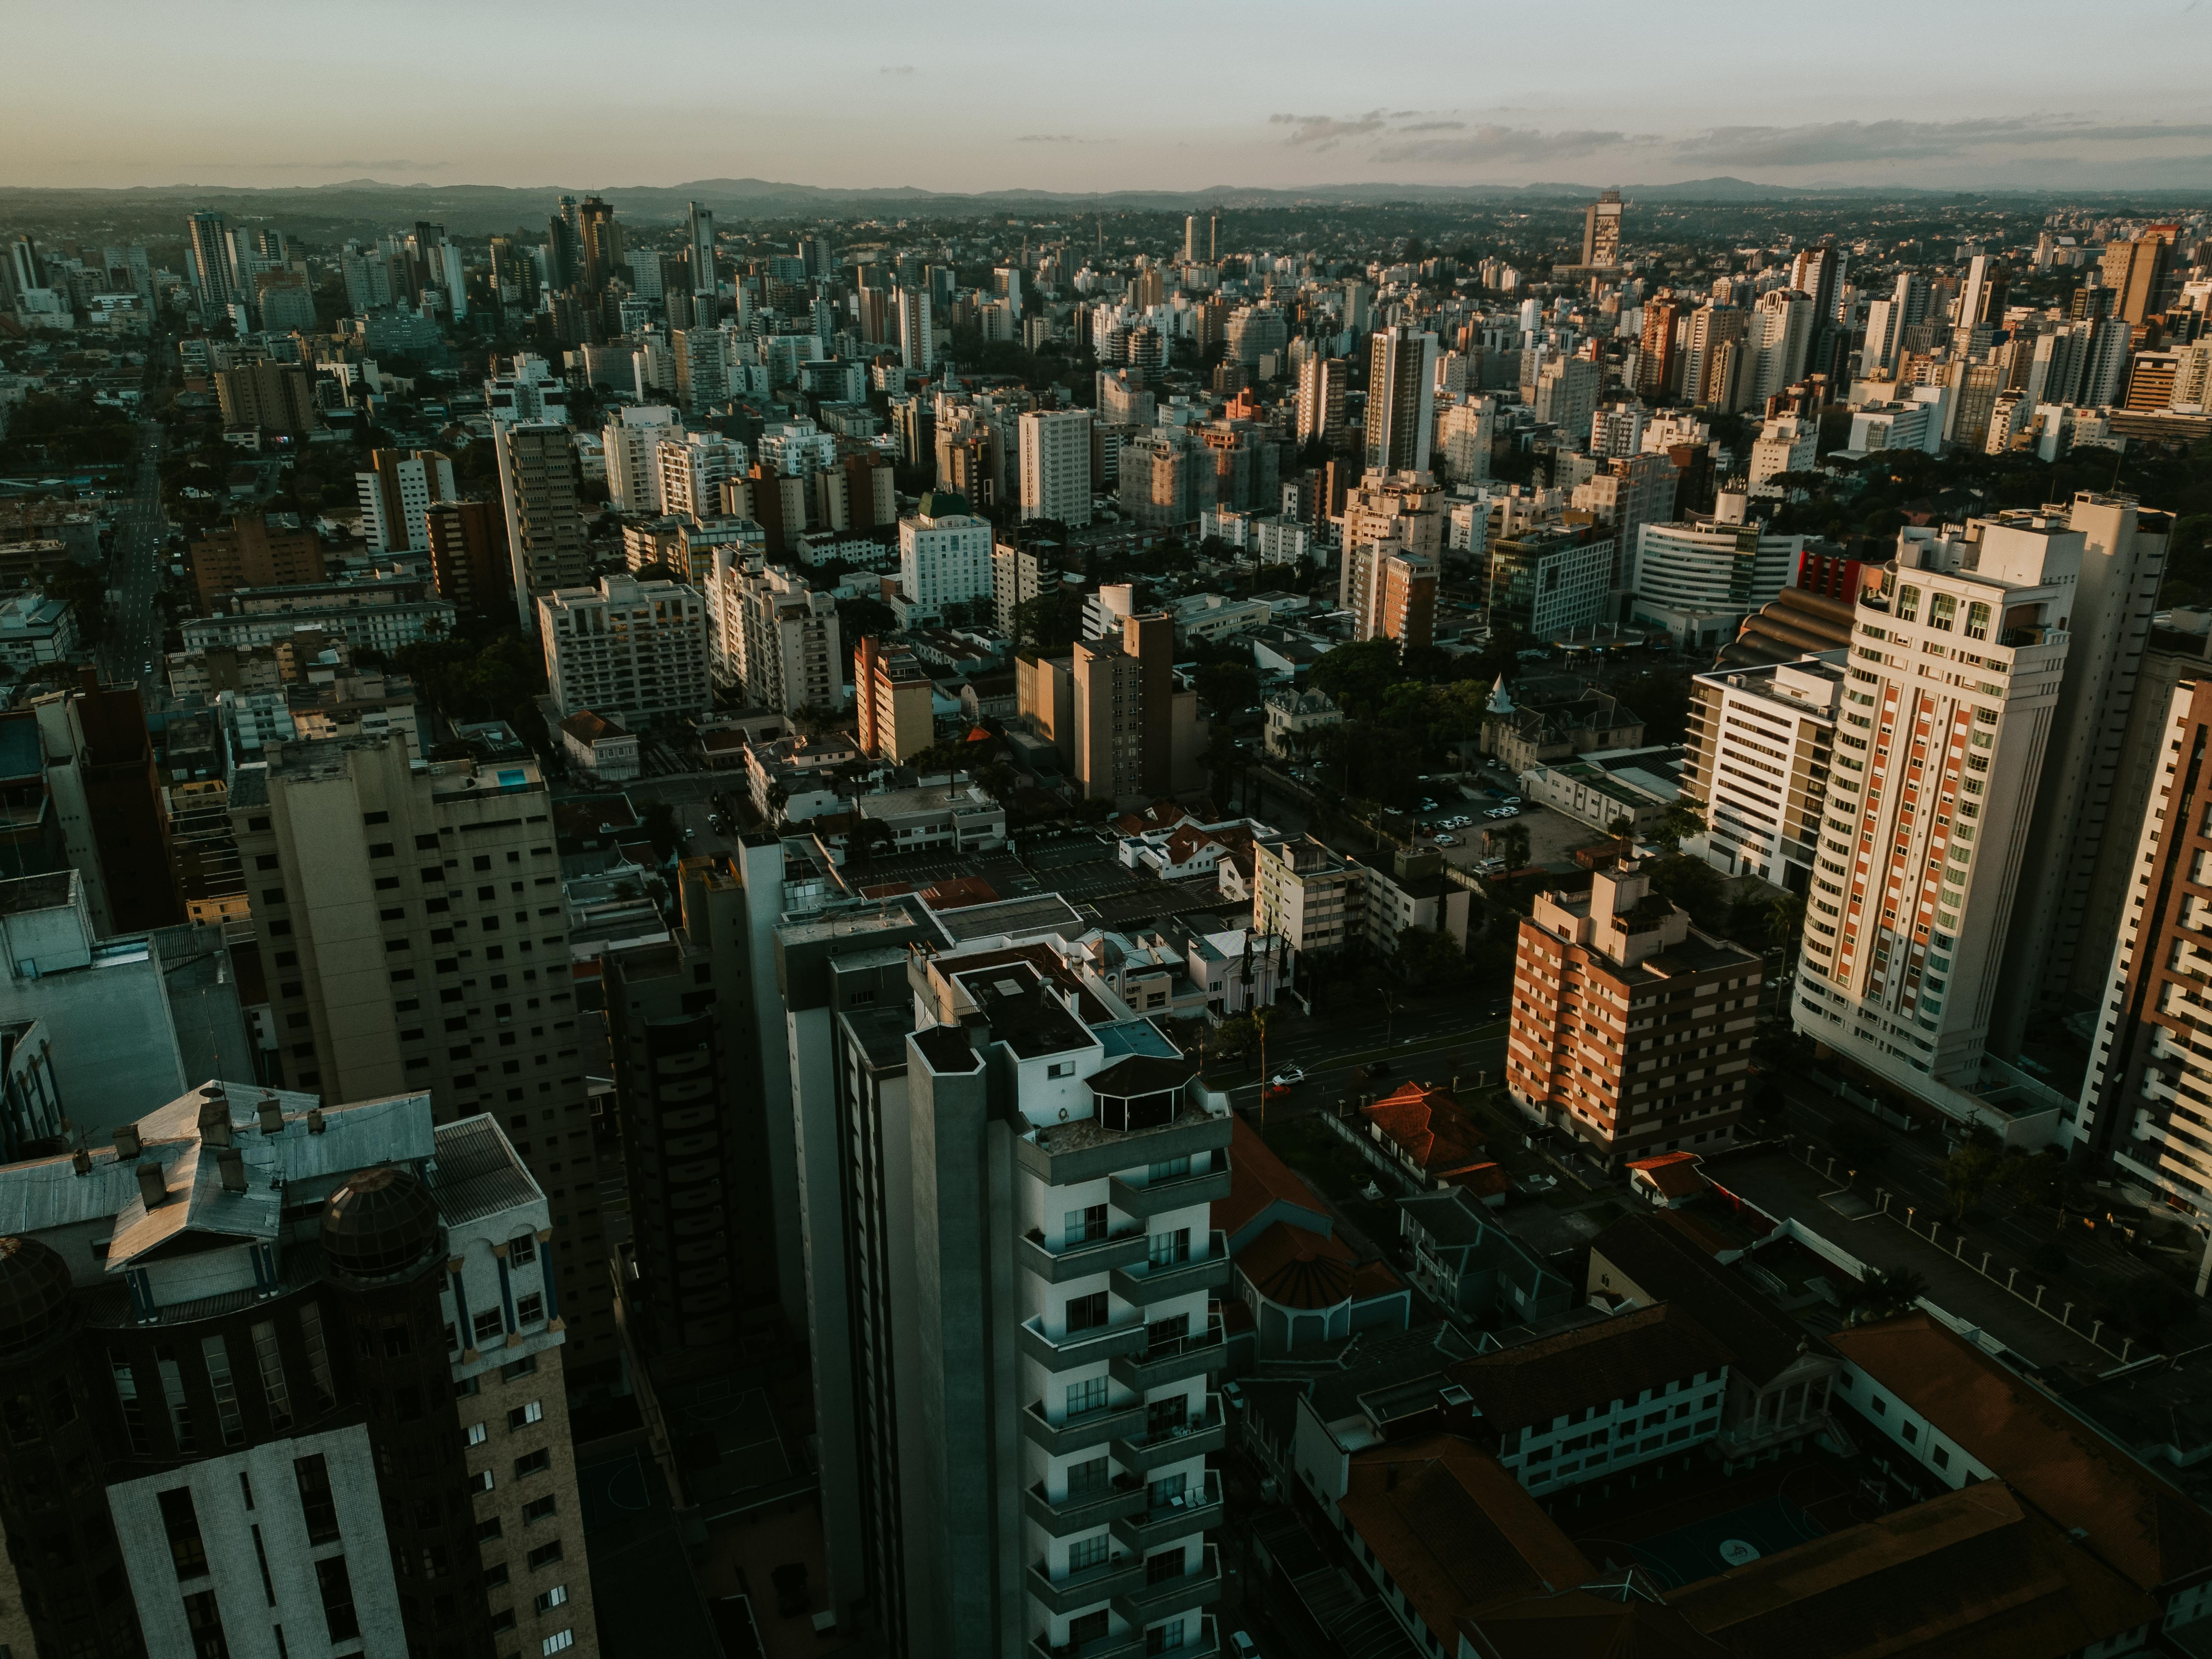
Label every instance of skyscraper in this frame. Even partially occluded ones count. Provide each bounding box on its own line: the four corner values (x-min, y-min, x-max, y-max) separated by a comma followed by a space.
1637, 299, 1681, 399
1581, 189, 1624, 267
355, 448, 455, 554
1958, 255, 2009, 332
1295, 352, 1348, 448
493, 422, 590, 631
2102, 230, 2175, 324
1364, 325, 1438, 473
575, 195, 621, 292
186, 210, 237, 313
896, 286, 935, 374
1018, 409, 1094, 527
686, 199, 716, 301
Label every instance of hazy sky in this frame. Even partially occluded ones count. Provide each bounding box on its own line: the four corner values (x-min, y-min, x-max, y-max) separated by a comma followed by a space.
8, 0, 2212, 194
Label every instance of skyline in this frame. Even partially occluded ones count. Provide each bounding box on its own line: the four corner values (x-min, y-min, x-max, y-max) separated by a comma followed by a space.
8, 0, 2212, 194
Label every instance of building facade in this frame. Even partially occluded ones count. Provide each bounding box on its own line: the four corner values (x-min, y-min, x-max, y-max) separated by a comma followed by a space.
537, 573, 711, 726
493, 423, 590, 633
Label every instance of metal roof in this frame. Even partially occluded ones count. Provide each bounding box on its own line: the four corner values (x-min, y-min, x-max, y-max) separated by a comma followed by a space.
429, 1114, 543, 1227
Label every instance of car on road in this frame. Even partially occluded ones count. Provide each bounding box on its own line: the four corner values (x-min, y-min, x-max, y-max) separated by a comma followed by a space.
1229, 1633, 1259, 1659
1485, 806, 1520, 819
1268, 1066, 1305, 1087
1433, 834, 1457, 846
1360, 1060, 1391, 1080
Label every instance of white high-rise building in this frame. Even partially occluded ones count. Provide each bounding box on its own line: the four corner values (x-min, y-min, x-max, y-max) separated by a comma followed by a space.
602, 404, 680, 514
1438, 398, 1495, 484
1591, 402, 1647, 459
538, 572, 712, 725
1745, 288, 1814, 407
899, 493, 994, 613
656, 431, 748, 524
1018, 410, 1094, 527
897, 287, 935, 374
701, 552, 842, 714
1793, 498, 2166, 1125
1364, 325, 1438, 472
355, 448, 454, 554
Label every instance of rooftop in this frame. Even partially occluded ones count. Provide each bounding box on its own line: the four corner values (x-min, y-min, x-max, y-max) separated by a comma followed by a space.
1451, 1304, 1733, 1432
1590, 1211, 1832, 1388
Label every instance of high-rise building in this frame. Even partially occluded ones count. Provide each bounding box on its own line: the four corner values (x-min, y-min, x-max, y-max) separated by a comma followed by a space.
1438, 398, 1494, 484
701, 552, 842, 714
538, 572, 712, 726
355, 448, 455, 554
1580, 189, 1624, 267
1509, 859, 1763, 1163
423, 499, 510, 617
1636, 299, 1681, 399
1343, 545, 1438, 652
1294, 352, 1348, 448
0, 1082, 599, 1659
493, 422, 589, 632
2102, 232, 2174, 324
1591, 403, 1647, 460
186, 210, 237, 314
686, 201, 716, 299
1533, 355, 1602, 446
214, 361, 319, 435
1072, 609, 1200, 799
600, 405, 680, 514
899, 491, 993, 613
655, 430, 748, 524
897, 287, 934, 374
1569, 452, 1678, 584
1679, 652, 1846, 888
575, 195, 621, 292
1018, 409, 1093, 527
1958, 255, 2010, 332
227, 736, 617, 1374
32, 676, 181, 935
852, 635, 937, 763
1682, 305, 1749, 410
1364, 325, 1438, 472
190, 513, 328, 611
1339, 471, 1444, 613
1793, 501, 2167, 1123
1745, 289, 1814, 408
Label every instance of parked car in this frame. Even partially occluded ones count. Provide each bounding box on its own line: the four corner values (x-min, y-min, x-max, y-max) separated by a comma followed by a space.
1433, 834, 1457, 846
1230, 1634, 1260, 1659
1269, 1066, 1306, 1087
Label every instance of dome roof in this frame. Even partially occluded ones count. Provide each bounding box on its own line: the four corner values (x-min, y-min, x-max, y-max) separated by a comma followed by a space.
0, 1236, 74, 1358
321, 1166, 442, 1282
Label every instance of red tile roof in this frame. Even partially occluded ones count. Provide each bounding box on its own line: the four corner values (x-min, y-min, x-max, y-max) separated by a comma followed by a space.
1629, 1152, 1709, 1201
1219, 1116, 1328, 1238
1236, 1221, 1358, 1310
1364, 1082, 1489, 1180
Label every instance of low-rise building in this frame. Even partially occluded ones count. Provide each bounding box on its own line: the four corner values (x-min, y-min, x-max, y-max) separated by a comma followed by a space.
0, 590, 76, 668
1263, 687, 1342, 758
1508, 860, 1762, 1165
1518, 743, 1684, 833
855, 782, 1007, 856
1481, 687, 1644, 773
559, 710, 642, 781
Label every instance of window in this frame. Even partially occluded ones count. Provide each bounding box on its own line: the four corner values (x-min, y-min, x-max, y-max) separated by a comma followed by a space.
465, 1422, 488, 1447
160, 1486, 209, 1578
514, 1449, 552, 1479
251, 1322, 292, 1430
536, 1584, 570, 1613
314, 1556, 359, 1643
1896, 585, 1920, 623
543, 1633, 575, 1655
1065, 1291, 1108, 1334
1066, 1376, 1108, 1417
183, 1589, 230, 1659
293, 1454, 339, 1546
1063, 1205, 1107, 1246
1964, 600, 1991, 641
1932, 1444, 1951, 1468
297, 1303, 336, 1410
478, 1517, 504, 1544
1067, 1456, 1110, 1498
510, 1400, 545, 1430
523, 1496, 558, 1525
527, 1540, 564, 1570
1927, 592, 1956, 631
203, 1336, 245, 1447
510, 1234, 538, 1267
474, 1309, 506, 1346
1148, 1228, 1191, 1268
1047, 1060, 1075, 1078
517, 1293, 544, 1326
111, 1353, 150, 1456
1069, 1534, 1110, 1572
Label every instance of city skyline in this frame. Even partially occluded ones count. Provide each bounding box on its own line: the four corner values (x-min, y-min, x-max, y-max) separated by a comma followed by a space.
6, 0, 2212, 194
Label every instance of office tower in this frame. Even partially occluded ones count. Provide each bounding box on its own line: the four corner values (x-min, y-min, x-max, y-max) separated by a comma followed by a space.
544, 212, 579, 292
2102, 232, 2173, 324
1791, 502, 2165, 1118
424, 499, 511, 617
1294, 352, 1347, 449
700, 552, 842, 714
1438, 398, 1494, 484
355, 448, 455, 554
1182, 214, 1199, 264
1637, 299, 1681, 399
1958, 255, 2009, 332
1073, 609, 1200, 798
1681, 304, 1748, 408
488, 236, 531, 310
853, 635, 936, 762
1339, 471, 1445, 623
186, 210, 236, 313
575, 195, 621, 292
1862, 299, 1901, 375
229, 736, 617, 1373
1364, 325, 1438, 472
896, 286, 934, 373
1509, 859, 1761, 1162
1988, 496, 2168, 1051
685, 200, 716, 301
1680, 653, 1846, 886
1209, 210, 1219, 260
1533, 355, 1602, 445
30, 677, 180, 935
821, 944, 1227, 1656
600, 404, 680, 513
0, 1083, 597, 1659
1745, 289, 1813, 407
493, 422, 590, 632
1569, 452, 1678, 584
1018, 409, 1093, 527
899, 491, 993, 612
214, 361, 319, 435
2073, 674, 2212, 1205
190, 513, 327, 610
538, 572, 711, 726
1581, 188, 1624, 267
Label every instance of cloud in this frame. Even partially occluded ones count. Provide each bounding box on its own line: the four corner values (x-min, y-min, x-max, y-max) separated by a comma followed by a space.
1373, 125, 1625, 164
1393, 121, 1465, 133
1671, 116, 2212, 168
1017, 134, 1077, 144
879, 64, 914, 75
1270, 111, 1388, 149
184, 158, 451, 173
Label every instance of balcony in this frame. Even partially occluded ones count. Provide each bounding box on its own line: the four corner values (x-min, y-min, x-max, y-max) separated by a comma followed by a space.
1027, 1627, 1148, 1659
1111, 1396, 1225, 1475
1108, 1160, 1233, 1220
1018, 1111, 1234, 1189
1027, 1553, 1146, 1617
1022, 1228, 1150, 1285
1110, 1316, 1226, 1392
1111, 1473, 1222, 1552
1112, 1546, 1223, 1625
1025, 1479, 1148, 1538
1110, 1234, 1231, 1307
1018, 1316, 1148, 1375
1022, 1397, 1148, 1457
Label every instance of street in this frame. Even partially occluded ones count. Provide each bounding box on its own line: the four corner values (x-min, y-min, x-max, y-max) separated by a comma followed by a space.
98, 414, 171, 691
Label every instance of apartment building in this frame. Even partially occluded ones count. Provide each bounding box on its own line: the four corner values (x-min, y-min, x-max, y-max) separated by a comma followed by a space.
214, 360, 318, 435
537, 573, 711, 726
1508, 859, 1762, 1164
656, 430, 748, 524
493, 422, 590, 632
826, 944, 1229, 1657
225, 737, 615, 1378
1018, 409, 1093, 527
355, 448, 455, 554
1343, 545, 1437, 652
993, 537, 1056, 636
1252, 836, 1360, 959
1792, 501, 2166, 1128
1628, 507, 1802, 650
423, 499, 511, 618
600, 404, 679, 514
192, 514, 327, 613
32, 673, 181, 934
702, 551, 843, 716
899, 492, 994, 615
853, 635, 936, 763
0, 1083, 594, 1659
1070, 611, 1204, 802
1364, 325, 1438, 472
1679, 652, 1845, 891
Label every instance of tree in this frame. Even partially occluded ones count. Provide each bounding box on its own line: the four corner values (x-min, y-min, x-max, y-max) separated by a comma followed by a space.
1847, 1266, 1928, 1323
1010, 586, 1087, 653
1648, 854, 1726, 929
1194, 660, 1259, 717
1308, 638, 1406, 720
1211, 1014, 1261, 1067
847, 818, 895, 868
640, 800, 680, 861
1655, 802, 1706, 852
1486, 822, 1531, 871
1941, 1131, 2003, 1223
1394, 927, 1470, 989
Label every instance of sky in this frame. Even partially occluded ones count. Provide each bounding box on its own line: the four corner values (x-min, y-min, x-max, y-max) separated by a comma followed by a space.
6, 0, 2212, 195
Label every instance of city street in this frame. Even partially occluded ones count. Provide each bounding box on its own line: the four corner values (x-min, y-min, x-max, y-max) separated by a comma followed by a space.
1210, 994, 1512, 1116
98, 413, 171, 691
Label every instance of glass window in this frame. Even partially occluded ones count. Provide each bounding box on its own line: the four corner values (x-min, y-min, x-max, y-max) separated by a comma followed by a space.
1069, 1534, 1110, 1573
315, 1556, 359, 1644
1964, 601, 1990, 641
1065, 1291, 1108, 1333
1927, 593, 1955, 631
293, 1455, 340, 1546
1148, 1229, 1191, 1268
1896, 585, 1920, 623
1065, 1376, 1108, 1417
159, 1487, 208, 1579
203, 1337, 245, 1448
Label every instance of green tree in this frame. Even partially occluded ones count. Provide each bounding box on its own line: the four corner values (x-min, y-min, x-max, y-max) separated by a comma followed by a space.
1848, 1266, 1929, 1323
847, 818, 895, 868
640, 800, 680, 861
1394, 927, 1470, 988
1941, 1132, 2003, 1223
1307, 638, 1406, 720
1010, 586, 1087, 653
1647, 854, 1726, 929
1194, 660, 1259, 717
